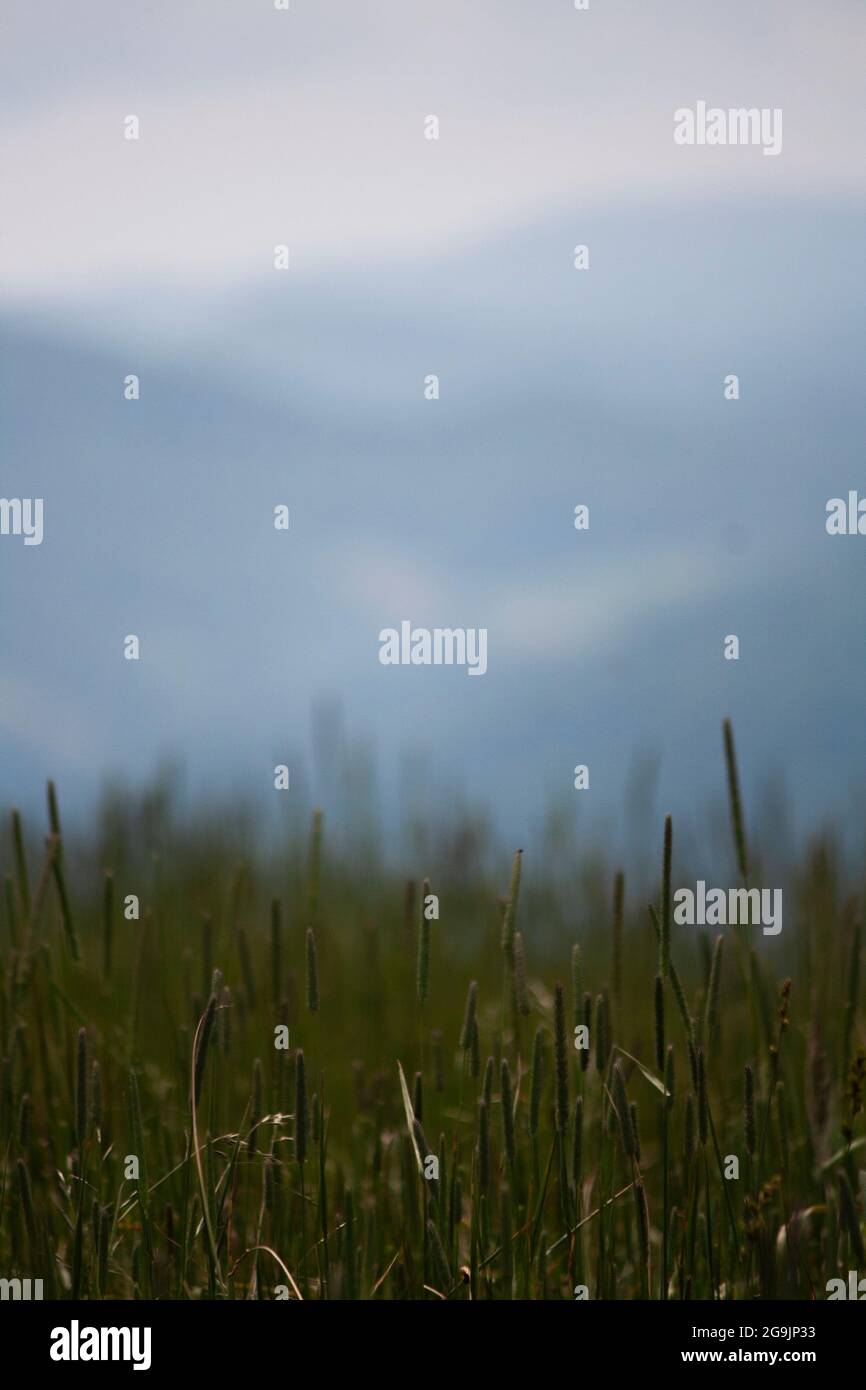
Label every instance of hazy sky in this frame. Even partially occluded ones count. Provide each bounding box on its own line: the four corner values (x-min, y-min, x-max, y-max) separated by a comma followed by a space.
3, 1, 863, 305
2, 2, 865, 854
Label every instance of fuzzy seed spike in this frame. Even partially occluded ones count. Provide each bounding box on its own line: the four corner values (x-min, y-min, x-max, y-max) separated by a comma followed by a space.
722, 718, 749, 884
500, 849, 522, 961
305, 927, 319, 1013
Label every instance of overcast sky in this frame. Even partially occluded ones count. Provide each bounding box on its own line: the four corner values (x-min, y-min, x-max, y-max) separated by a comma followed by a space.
3, 0, 864, 309
2, 2, 865, 857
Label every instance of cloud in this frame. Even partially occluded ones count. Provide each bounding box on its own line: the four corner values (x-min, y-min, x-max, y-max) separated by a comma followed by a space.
489, 546, 741, 663
0, 675, 98, 769
2, 0, 863, 305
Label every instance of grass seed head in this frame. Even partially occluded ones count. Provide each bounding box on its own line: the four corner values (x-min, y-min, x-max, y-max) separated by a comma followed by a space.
500, 849, 523, 962
305, 927, 319, 1013
722, 718, 749, 883
459, 980, 478, 1051
513, 932, 530, 1016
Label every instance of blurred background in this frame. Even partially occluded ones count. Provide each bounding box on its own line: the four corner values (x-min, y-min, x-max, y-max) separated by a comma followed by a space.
2, 0, 865, 868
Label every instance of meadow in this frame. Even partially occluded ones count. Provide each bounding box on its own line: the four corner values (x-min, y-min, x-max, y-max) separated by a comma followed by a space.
1, 720, 863, 1300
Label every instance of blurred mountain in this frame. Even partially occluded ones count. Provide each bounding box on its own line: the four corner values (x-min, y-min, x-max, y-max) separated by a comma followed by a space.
1, 196, 865, 853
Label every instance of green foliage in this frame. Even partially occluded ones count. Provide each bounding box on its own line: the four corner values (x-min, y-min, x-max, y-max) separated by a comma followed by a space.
1, 737, 864, 1299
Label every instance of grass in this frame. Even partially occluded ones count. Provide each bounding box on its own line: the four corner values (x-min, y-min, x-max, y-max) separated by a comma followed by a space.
0, 720, 864, 1299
